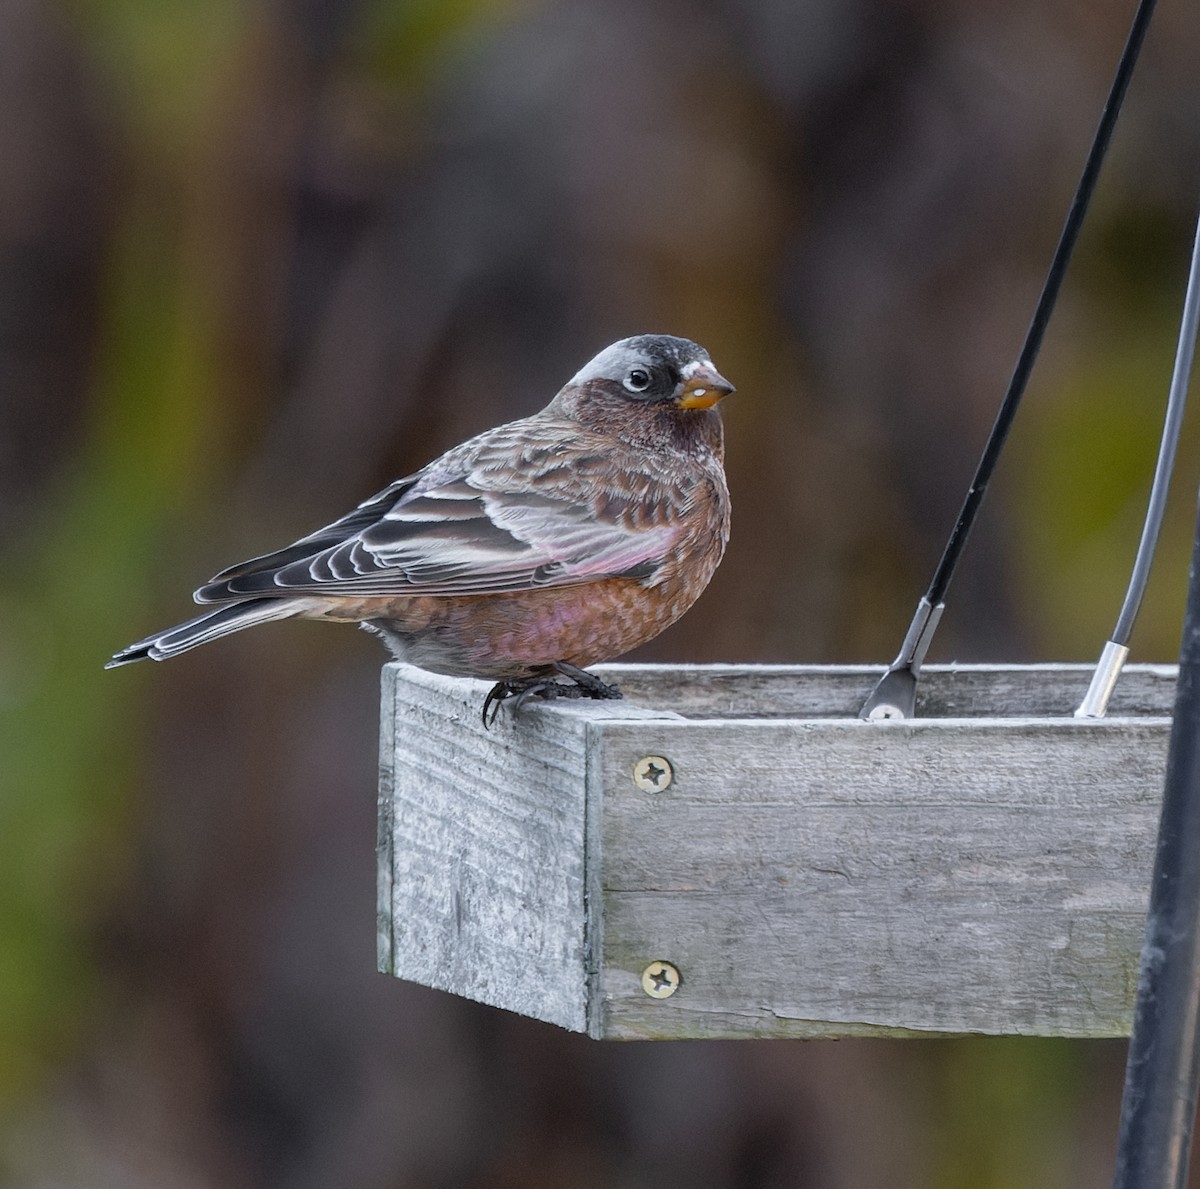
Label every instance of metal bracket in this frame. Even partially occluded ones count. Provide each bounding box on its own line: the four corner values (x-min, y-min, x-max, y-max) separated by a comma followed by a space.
1075, 640, 1131, 719
859, 598, 945, 721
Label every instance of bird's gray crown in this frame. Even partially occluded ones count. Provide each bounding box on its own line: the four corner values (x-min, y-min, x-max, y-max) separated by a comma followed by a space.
568, 334, 710, 387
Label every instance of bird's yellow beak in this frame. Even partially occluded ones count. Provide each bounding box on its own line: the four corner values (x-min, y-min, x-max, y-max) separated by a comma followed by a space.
676, 363, 736, 409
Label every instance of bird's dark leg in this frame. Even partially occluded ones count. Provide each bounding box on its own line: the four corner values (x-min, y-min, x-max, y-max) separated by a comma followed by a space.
550, 661, 622, 700
481, 662, 622, 728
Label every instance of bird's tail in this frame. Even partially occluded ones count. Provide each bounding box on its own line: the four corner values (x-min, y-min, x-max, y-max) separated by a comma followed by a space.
106, 598, 302, 667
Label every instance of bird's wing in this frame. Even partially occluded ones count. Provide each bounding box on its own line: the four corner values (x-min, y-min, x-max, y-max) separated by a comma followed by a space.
194, 423, 687, 602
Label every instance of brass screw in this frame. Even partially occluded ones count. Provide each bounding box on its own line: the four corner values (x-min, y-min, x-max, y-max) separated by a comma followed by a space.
641, 960, 681, 999
632, 755, 673, 792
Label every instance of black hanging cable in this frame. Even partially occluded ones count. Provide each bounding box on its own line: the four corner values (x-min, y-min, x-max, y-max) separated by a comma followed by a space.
1111, 482, 1200, 1189
860, 0, 1159, 721
1077, 212, 1200, 717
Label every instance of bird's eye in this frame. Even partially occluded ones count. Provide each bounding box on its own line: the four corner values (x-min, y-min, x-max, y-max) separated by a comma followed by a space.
623, 368, 652, 393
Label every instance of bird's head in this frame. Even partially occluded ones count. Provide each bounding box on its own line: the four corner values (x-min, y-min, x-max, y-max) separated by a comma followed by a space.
563, 335, 735, 413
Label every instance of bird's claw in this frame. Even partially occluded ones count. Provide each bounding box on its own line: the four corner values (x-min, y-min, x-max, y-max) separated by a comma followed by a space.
481, 680, 521, 728
481, 664, 622, 728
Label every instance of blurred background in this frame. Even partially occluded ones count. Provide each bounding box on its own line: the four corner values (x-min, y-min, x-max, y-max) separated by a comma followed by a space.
2, 0, 1200, 1184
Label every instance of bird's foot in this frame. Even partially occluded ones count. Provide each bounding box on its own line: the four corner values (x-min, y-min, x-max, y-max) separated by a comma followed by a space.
481, 677, 564, 727
481, 663, 622, 728
550, 661, 623, 700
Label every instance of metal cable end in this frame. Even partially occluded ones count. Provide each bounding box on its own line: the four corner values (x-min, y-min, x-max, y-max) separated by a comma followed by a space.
1074, 639, 1131, 719
859, 598, 946, 721
860, 666, 918, 721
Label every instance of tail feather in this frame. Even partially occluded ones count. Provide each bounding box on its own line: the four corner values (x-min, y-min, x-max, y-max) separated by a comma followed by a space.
106, 598, 302, 667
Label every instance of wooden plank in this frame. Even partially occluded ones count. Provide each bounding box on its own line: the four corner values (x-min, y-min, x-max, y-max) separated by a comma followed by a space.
376, 664, 398, 977
377, 665, 588, 1030
590, 716, 1166, 1039
588, 663, 1178, 719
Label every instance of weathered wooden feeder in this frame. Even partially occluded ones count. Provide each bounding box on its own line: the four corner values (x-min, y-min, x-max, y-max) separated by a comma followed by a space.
377, 661, 1172, 1039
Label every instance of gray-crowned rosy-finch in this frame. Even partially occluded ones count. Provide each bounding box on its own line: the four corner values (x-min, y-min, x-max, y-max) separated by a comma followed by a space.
108, 334, 734, 721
